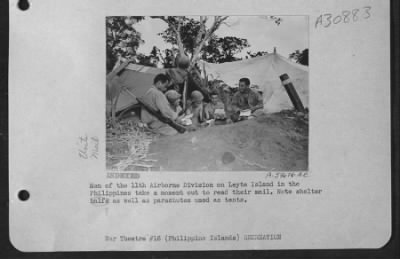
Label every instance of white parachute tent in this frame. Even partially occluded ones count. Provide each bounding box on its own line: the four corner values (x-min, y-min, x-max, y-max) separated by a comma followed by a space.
200, 52, 309, 113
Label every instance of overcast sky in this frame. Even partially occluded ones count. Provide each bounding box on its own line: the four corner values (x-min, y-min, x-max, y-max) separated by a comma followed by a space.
134, 16, 308, 59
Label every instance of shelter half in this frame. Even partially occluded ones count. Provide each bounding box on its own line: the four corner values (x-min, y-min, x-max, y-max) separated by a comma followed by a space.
111, 64, 197, 113
113, 64, 166, 112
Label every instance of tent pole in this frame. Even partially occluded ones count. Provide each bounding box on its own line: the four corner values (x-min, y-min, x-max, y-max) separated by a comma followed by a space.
202, 62, 208, 89
182, 79, 188, 110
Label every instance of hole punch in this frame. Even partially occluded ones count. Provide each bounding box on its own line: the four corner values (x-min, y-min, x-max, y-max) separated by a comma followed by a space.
18, 190, 30, 201
17, 0, 30, 11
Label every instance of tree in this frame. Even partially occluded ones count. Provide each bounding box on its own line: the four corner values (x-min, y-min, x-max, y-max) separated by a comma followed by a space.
157, 17, 202, 57
135, 46, 161, 67
201, 36, 250, 63
161, 49, 177, 68
289, 49, 309, 66
143, 46, 177, 68
153, 16, 230, 66
246, 50, 269, 58
158, 31, 250, 64
155, 16, 282, 65
106, 16, 145, 73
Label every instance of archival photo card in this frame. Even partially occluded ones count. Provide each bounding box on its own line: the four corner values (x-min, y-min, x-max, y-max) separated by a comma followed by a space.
9, 0, 391, 252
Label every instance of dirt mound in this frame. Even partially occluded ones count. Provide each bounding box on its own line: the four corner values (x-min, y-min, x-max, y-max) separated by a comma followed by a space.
149, 111, 308, 171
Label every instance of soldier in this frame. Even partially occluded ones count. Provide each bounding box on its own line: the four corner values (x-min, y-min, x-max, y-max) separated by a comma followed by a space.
230, 78, 264, 121
204, 92, 226, 121
186, 90, 206, 127
140, 74, 180, 136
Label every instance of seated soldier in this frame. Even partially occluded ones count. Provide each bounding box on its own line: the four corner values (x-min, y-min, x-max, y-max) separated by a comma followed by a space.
140, 74, 180, 136
204, 92, 226, 121
186, 90, 206, 127
165, 90, 183, 114
230, 77, 264, 122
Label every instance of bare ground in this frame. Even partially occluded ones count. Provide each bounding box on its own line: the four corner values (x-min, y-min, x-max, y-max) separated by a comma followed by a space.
148, 111, 308, 171
106, 110, 308, 171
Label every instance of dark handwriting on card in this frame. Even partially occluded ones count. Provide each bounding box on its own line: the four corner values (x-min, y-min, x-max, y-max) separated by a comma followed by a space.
78, 135, 99, 159
315, 6, 372, 29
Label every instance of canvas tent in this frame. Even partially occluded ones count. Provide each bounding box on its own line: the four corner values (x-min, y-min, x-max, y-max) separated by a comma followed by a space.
112, 52, 308, 114
201, 52, 309, 113
113, 64, 191, 113
113, 64, 166, 112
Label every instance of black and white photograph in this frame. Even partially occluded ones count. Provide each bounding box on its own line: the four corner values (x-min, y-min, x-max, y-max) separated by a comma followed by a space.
8, 0, 393, 253
106, 16, 309, 171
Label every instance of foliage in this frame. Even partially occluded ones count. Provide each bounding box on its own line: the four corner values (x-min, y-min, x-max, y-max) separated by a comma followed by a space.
106, 16, 284, 71
156, 17, 251, 64
259, 16, 283, 26
135, 46, 161, 67
156, 17, 202, 56
156, 16, 283, 65
289, 49, 309, 66
149, 46, 178, 68
246, 50, 269, 58
161, 49, 177, 68
106, 16, 145, 73
202, 36, 250, 63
